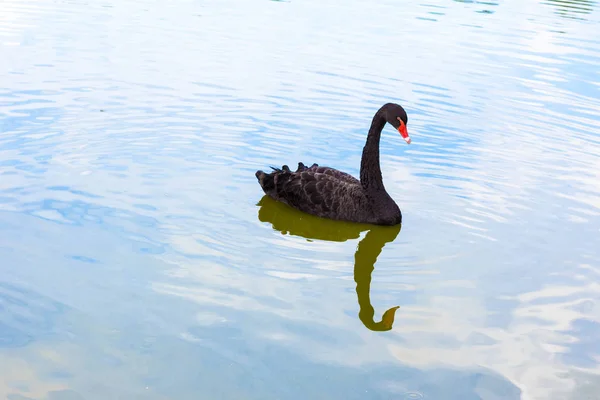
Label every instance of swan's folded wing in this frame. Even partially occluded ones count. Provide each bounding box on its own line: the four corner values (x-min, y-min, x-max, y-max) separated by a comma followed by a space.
276, 171, 356, 215
306, 165, 360, 185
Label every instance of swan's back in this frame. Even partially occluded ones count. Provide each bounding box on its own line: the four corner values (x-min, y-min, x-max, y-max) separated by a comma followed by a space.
300, 163, 359, 185
255, 162, 369, 222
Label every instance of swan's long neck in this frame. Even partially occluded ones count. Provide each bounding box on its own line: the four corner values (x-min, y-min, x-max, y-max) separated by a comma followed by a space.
360, 109, 387, 191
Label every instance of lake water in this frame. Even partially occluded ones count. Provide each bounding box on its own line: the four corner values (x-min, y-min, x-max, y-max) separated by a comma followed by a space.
1, 0, 600, 399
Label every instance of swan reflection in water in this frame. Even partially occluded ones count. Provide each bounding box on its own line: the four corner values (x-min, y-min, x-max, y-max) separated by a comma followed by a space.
257, 195, 401, 331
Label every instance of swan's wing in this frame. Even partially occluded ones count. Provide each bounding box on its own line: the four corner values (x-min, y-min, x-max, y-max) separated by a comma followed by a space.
298, 162, 360, 185
275, 170, 359, 215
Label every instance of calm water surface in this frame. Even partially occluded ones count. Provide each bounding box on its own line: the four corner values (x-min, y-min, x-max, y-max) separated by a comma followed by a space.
1, 0, 600, 399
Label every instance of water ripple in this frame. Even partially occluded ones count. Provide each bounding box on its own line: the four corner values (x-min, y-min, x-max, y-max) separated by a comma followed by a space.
1, 0, 600, 398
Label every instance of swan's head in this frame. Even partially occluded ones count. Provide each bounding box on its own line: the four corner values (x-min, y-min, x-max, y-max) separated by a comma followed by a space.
385, 103, 410, 144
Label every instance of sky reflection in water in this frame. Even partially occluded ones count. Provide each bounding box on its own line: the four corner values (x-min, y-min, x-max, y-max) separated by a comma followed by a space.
1, 0, 600, 399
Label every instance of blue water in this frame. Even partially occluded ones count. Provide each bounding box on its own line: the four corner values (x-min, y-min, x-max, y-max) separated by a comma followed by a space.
1, 0, 600, 399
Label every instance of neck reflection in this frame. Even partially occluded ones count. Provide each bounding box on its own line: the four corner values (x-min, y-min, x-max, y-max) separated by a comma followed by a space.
257, 195, 401, 331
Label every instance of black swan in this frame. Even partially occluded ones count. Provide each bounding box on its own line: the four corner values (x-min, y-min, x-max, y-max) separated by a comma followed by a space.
255, 103, 410, 226
257, 195, 401, 331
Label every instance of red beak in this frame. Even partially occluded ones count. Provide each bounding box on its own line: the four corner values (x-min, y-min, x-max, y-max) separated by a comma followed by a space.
398, 121, 410, 144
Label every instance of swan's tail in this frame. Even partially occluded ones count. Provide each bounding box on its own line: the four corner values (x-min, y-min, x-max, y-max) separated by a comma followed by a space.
255, 168, 281, 194
256, 162, 317, 195
255, 164, 295, 194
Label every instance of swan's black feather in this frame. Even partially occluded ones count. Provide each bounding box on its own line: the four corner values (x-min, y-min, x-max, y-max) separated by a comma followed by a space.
256, 165, 376, 223
255, 102, 407, 226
